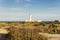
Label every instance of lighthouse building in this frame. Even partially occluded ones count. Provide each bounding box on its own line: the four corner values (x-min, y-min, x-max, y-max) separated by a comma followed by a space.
25, 13, 42, 22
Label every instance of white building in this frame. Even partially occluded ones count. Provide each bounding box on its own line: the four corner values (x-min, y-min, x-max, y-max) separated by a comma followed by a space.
35, 20, 42, 22
25, 13, 42, 22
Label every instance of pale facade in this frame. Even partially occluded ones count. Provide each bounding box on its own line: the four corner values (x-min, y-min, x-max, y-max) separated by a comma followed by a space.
25, 13, 42, 22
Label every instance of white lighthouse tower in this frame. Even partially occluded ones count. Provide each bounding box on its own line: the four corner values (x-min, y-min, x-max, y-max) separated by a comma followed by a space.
25, 13, 34, 22
25, 13, 42, 22
29, 13, 32, 21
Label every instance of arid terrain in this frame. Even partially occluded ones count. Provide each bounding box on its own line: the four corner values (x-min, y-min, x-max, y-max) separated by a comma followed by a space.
0, 22, 60, 40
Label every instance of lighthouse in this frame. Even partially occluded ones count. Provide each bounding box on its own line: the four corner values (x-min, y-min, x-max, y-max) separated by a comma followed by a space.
25, 13, 42, 22
25, 13, 34, 22
29, 13, 32, 21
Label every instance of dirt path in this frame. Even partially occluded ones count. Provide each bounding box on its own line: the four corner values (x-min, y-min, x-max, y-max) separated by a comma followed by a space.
39, 33, 60, 40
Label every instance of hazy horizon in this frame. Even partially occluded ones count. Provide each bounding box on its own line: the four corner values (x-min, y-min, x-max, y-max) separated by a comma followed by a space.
0, 0, 60, 21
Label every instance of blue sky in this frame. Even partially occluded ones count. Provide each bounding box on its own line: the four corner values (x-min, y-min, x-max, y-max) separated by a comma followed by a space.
0, 0, 60, 21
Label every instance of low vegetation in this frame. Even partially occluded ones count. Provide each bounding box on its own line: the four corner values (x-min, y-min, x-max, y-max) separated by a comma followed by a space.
0, 22, 60, 40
